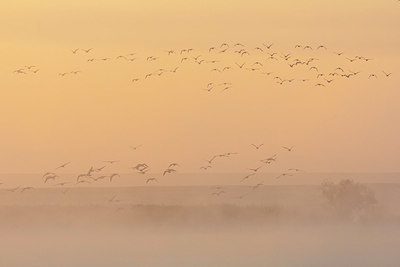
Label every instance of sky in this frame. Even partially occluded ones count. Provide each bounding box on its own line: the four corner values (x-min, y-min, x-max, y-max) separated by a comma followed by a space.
0, 0, 399, 178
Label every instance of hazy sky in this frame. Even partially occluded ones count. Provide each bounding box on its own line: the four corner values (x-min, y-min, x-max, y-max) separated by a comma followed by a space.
1, 0, 399, 176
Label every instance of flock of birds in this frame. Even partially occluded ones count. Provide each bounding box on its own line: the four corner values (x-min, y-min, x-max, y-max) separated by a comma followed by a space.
6, 41, 395, 201
1, 143, 305, 201
12, 43, 393, 93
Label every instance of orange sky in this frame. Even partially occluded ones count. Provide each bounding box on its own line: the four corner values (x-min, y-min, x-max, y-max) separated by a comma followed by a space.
0, 0, 399, 177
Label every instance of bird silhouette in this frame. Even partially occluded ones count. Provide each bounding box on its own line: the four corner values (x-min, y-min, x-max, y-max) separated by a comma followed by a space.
282, 146, 294, 152
251, 144, 263, 150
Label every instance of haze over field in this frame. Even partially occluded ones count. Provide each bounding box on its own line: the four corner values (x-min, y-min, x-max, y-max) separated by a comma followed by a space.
1, 0, 399, 266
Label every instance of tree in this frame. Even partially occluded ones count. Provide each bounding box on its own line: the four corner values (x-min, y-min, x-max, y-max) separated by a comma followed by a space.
321, 179, 377, 221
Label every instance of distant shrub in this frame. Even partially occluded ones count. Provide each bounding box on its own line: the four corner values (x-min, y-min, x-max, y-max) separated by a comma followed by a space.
321, 179, 377, 221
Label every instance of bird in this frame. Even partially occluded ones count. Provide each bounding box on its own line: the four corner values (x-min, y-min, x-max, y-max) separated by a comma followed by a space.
205, 156, 217, 165
86, 167, 95, 177
21, 187, 33, 193
42, 172, 56, 178
5, 186, 20, 192
138, 168, 150, 175
235, 62, 246, 69
91, 176, 108, 181
276, 173, 294, 179
221, 86, 232, 92
76, 180, 91, 184
168, 163, 179, 168
55, 162, 71, 170
261, 154, 277, 164
146, 178, 158, 184
132, 163, 148, 171
14, 69, 27, 74
241, 173, 255, 182
72, 48, 79, 54
335, 67, 344, 72
163, 168, 176, 176
170, 67, 179, 73
104, 160, 119, 164
248, 166, 262, 172
200, 165, 212, 170
203, 87, 213, 92
252, 183, 264, 190
76, 174, 87, 182
382, 71, 392, 77
282, 146, 294, 152
45, 175, 58, 183
263, 43, 273, 49
109, 173, 120, 182
95, 166, 106, 172
130, 145, 142, 150
251, 144, 263, 150
324, 79, 335, 83
54, 182, 69, 186
82, 48, 93, 53
288, 168, 305, 172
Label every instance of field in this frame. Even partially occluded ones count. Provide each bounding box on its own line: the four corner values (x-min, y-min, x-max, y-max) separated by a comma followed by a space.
1, 183, 400, 266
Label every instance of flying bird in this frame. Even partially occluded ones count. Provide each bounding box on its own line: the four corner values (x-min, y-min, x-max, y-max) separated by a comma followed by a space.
241, 173, 255, 182
276, 173, 294, 179
146, 178, 158, 184
200, 165, 212, 170
130, 145, 142, 150
109, 173, 120, 182
168, 163, 179, 168
104, 160, 119, 164
282, 146, 294, 152
382, 71, 392, 77
55, 162, 71, 170
21, 187, 33, 193
248, 166, 262, 172
163, 168, 176, 176
251, 144, 263, 150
